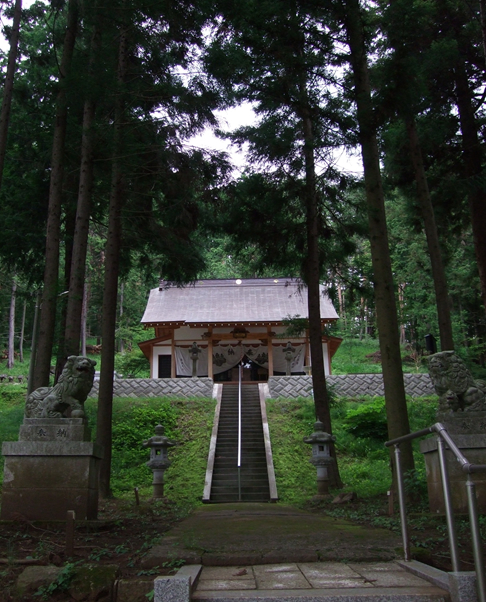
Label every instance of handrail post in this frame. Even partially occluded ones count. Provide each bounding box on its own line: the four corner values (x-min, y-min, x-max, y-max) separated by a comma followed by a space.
466, 475, 486, 602
238, 362, 242, 502
437, 436, 460, 572
394, 444, 410, 561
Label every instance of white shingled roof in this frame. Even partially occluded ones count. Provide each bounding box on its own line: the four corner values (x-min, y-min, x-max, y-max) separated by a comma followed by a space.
141, 278, 339, 326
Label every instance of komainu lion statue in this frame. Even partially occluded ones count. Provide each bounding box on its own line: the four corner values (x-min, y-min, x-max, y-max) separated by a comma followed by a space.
25, 356, 96, 418
428, 351, 486, 413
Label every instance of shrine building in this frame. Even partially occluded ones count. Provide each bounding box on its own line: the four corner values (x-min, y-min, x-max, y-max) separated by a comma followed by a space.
139, 278, 342, 382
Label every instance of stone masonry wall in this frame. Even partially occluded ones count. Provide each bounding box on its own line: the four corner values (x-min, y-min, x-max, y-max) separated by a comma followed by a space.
88, 373, 435, 399
89, 377, 214, 399
268, 373, 435, 399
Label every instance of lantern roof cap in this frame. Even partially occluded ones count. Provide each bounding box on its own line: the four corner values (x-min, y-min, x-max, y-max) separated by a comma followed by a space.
303, 421, 336, 444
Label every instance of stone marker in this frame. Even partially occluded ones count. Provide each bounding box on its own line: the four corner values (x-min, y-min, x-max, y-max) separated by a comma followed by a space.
422, 351, 486, 513
1, 356, 102, 520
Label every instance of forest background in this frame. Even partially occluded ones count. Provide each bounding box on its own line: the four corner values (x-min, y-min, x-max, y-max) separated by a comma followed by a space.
0, 0, 485, 494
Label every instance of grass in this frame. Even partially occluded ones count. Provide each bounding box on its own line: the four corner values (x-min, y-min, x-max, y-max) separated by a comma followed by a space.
0, 382, 438, 508
331, 338, 429, 374
265, 395, 438, 504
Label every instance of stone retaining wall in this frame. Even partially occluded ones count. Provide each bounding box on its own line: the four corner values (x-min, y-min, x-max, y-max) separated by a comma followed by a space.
89, 377, 213, 399
89, 373, 435, 399
268, 373, 435, 399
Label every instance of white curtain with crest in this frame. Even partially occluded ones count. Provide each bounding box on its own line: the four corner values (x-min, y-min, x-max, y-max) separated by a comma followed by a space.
175, 341, 305, 376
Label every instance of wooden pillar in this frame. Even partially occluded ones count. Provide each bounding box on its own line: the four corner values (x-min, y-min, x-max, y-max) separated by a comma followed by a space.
171, 331, 176, 378
208, 326, 213, 379
267, 325, 274, 376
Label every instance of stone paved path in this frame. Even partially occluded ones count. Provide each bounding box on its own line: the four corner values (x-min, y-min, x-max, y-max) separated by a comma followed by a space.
195, 561, 436, 590
143, 503, 402, 568
149, 506, 453, 602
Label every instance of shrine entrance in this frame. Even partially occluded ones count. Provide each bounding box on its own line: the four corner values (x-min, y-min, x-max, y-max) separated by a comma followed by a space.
213, 354, 269, 383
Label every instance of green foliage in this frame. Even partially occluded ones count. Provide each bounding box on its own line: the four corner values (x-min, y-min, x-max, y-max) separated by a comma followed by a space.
84, 397, 216, 506
343, 398, 388, 441
114, 348, 150, 378
34, 563, 76, 600
164, 400, 216, 509
331, 338, 383, 374
110, 402, 179, 498
280, 315, 309, 338
266, 393, 438, 501
266, 398, 319, 505
0, 386, 25, 446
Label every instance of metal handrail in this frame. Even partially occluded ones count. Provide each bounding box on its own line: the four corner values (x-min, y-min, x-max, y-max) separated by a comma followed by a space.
237, 362, 242, 501
386, 423, 486, 602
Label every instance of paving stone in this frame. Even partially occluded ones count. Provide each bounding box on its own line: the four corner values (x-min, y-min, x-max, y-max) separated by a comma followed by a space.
348, 562, 404, 572
255, 572, 312, 590
298, 562, 362, 580
350, 568, 434, 588
254, 564, 301, 573
253, 565, 311, 590
200, 567, 254, 581
196, 579, 257, 591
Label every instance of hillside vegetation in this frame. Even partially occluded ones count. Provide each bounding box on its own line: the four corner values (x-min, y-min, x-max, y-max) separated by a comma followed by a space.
0, 384, 437, 507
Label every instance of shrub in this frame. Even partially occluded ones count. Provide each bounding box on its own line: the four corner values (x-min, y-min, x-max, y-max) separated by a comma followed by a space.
342, 398, 388, 441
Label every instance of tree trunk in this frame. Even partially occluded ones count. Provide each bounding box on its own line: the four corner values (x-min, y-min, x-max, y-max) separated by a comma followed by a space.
32, 0, 79, 389
64, 19, 100, 360
54, 174, 77, 383
27, 291, 41, 396
119, 281, 124, 353
479, 0, 486, 68
96, 25, 128, 498
406, 118, 454, 350
19, 298, 26, 363
7, 278, 16, 369
0, 0, 22, 191
342, 0, 414, 474
300, 89, 342, 487
454, 60, 486, 318
81, 277, 88, 356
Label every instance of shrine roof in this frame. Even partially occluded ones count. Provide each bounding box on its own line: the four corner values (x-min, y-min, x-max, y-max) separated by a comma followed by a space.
141, 278, 339, 327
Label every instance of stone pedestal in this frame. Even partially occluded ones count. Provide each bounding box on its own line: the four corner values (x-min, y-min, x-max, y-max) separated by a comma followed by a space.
1, 418, 103, 520
420, 429, 486, 514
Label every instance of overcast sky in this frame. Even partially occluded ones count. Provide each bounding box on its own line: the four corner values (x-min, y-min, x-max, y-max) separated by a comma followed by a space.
2, 1, 363, 177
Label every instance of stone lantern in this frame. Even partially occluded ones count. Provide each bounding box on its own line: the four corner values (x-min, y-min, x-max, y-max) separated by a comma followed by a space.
190, 342, 202, 377
143, 424, 177, 498
303, 421, 336, 498
284, 342, 295, 376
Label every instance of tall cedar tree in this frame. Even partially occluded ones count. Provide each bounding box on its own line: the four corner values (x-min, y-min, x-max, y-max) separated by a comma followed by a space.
96, 22, 127, 499
93, 0, 228, 496
377, 0, 454, 350
340, 0, 414, 474
63, 8, 101, 363
0, 0, 22, 191
206, 0, 367, 487
32, 0, 78, 389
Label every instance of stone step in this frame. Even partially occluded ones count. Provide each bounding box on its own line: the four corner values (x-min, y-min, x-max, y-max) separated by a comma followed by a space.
210, 384, 270, 502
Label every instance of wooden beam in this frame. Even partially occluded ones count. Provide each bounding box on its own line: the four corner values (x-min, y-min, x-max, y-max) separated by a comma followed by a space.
200, 331, 271, 341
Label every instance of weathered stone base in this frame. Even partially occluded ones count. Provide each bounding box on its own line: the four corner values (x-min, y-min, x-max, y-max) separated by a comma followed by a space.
420, 434, 486, 514
1, 439, 103, 520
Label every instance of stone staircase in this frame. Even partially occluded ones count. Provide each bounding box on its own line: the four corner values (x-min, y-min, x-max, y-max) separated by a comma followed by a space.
209, 384, 270, 503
